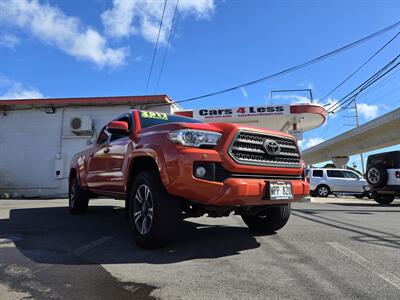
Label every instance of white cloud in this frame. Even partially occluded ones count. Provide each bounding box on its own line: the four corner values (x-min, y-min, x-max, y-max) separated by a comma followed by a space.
0, 0, 127, 67
240, 87, 248, 99
272, 94, 312, 104
0, 76, 44, 100
357, 103, 379, 120
0, 33, 20, 49
1, 85, 44, 99
298, 137, 324, 150
101, 0, 215, 44
299, 80, 315, 90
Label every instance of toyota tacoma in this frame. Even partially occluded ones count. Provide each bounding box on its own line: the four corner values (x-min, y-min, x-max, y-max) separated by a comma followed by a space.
69, 110, 309, 248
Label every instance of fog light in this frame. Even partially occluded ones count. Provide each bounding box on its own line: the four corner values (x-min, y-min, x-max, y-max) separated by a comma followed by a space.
193, 162, 216, 181
195, 166, 207, 178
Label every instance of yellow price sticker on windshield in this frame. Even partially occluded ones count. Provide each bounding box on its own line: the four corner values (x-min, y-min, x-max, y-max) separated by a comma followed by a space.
141, 111, 168, 120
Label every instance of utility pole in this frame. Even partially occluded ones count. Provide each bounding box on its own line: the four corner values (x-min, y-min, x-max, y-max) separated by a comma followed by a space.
353, 97, 366, 174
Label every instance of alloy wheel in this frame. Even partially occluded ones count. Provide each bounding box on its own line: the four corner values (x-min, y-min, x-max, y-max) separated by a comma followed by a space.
367, 168, 379, 184
318, 186, 328, 197
133, 184, 154, 235
69, 180, 77, 207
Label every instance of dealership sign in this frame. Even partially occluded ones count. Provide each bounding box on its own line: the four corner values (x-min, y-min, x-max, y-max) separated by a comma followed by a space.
193, 105, 290, 120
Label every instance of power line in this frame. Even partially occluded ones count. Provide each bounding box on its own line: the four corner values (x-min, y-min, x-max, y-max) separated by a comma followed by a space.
322, 55, 400, 139
154, 0, 180, 93
356, 67, 400, 98
327, 55, 400, 114
161, 20, 400, 106
145, 0, 168, 95
327, 55, 400, 112
332, 61, 400, 114
319, 31, 400, 103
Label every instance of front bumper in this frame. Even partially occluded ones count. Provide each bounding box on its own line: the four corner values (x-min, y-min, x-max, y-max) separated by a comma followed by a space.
164, 148, 309, 206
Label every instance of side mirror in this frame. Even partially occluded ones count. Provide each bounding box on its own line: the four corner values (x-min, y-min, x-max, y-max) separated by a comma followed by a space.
107, 121, 129, 134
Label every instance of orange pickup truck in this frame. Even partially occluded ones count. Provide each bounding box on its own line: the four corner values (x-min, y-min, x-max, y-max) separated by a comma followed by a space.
69, 110, 309, 248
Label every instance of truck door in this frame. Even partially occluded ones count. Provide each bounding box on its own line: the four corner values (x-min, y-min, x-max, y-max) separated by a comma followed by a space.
86, 127, 111, 190
102, 115, 133, 194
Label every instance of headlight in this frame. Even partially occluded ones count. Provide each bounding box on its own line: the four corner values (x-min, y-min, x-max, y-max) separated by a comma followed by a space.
167, 129, 222, 147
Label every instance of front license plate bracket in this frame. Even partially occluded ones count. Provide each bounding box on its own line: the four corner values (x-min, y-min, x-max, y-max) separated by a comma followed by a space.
267, 181, 293, 200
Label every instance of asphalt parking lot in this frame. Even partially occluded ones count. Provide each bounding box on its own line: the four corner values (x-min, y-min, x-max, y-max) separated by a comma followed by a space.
0, 197, 399, 299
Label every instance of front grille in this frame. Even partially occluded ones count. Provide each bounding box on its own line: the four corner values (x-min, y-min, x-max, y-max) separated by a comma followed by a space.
228, 130, 301, 168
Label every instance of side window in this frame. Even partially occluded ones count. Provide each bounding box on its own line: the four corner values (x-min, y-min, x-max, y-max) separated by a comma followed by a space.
343, 171, 359, 179
327, 170, 344, 178
97, 127, 109, 144
109, 115, 132, 142
312, 170, 323, 177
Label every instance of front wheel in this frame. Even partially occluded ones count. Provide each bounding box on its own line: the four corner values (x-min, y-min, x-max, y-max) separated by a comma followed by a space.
128, 170, 181, 249
68, 176, 89, 214
241, 204, 291, 233
372, 191, 395, 205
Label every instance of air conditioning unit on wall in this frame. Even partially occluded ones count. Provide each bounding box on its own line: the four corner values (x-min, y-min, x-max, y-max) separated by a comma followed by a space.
70, 116, 92, 136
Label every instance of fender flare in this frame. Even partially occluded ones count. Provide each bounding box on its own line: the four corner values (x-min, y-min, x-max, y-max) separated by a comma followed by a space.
124, 147, 170, 192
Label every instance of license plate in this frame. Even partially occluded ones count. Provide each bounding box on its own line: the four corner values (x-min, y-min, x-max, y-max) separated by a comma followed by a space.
268, 182, 293, 200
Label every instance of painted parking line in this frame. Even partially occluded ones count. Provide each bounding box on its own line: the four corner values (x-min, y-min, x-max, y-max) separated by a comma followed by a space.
72, 236, 113, 257
327, 242, 400, 290
32, 236, 113, 275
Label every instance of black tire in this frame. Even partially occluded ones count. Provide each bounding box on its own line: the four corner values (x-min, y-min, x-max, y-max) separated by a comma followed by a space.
354, 194, 364, 199
128, 170, 181, 249
366, 164, 387, 188
316, 185, 330, 197
372, 191, 395, 205
241, 204, 291, 233
68, 176, 89, 214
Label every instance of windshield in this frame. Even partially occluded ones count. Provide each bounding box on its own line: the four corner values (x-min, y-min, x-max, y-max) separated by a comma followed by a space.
139, 110, 203, 128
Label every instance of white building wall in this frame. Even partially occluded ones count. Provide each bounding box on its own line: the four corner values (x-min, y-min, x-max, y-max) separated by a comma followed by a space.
0, 104, 171, 198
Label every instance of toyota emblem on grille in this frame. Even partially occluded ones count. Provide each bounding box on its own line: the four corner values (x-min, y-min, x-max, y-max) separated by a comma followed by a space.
263, 140, 281, 155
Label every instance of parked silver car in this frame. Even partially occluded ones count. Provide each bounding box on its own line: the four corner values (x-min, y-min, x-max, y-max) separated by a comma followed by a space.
306, 168, 369, 198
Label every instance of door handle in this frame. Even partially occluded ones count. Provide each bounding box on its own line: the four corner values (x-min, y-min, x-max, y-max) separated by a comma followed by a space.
104, 147, 110, 153
89, 152, 94, 157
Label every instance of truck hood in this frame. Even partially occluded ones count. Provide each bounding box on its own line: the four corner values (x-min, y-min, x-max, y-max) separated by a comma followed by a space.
140, 122, 294, 140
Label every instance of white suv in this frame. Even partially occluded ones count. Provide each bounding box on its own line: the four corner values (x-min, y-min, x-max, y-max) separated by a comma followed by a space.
306, 168, 369, 198
365, 151, 400, 205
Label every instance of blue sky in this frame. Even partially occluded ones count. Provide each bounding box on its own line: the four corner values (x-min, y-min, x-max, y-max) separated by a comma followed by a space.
0, 0, 399, 170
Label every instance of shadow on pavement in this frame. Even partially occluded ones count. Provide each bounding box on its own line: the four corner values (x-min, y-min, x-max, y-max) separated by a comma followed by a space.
329, 202, 400, 208
293, 209, 400, 249
0, 205, 261, 266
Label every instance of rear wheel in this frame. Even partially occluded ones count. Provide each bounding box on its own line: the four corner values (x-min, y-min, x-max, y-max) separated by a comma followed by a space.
68, 176, 89, 214
366, 164, 387, 188
354, 193, 364, 199
241, 204, 291, 233
128, 170, 181, 249
372, 191, 395, 205
316, 185, 330, 197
